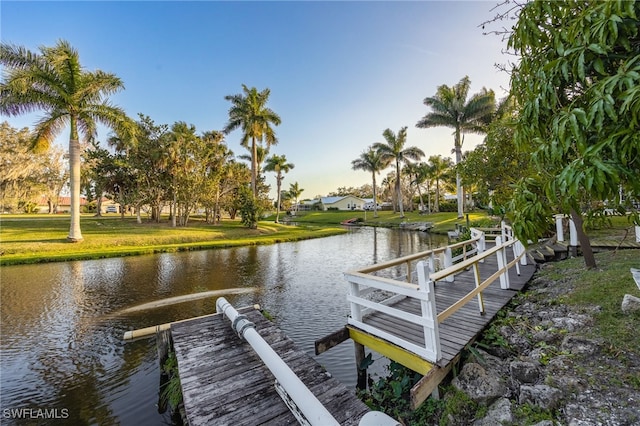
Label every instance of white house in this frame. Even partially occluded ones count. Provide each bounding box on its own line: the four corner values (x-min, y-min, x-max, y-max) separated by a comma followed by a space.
319, 195, 366, 211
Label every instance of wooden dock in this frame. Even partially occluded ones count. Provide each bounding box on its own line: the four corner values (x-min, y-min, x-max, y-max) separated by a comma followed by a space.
170, 307, 371, 426
317, 226, 538, 408
359, 254, 535, 368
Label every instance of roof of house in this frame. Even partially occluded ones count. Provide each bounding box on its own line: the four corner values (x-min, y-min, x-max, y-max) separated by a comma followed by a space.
320, 195, 364, 205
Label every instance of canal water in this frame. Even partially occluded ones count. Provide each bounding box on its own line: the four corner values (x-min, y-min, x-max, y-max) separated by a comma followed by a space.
0, 227, 447, 425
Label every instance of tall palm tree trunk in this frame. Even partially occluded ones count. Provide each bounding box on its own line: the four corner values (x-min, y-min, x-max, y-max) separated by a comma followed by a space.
372, 173, 378, 218
455, 129, 464, 218
275, 174, 282, 223
67, 121, 83, 242
251, 137, 258, 197
396, 159, 404, 217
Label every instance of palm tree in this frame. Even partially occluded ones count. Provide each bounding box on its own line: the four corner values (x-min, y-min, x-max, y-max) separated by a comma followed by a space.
409, 162, 430, 213
0, 40, 135, 242
238, 144, 269, 189
224, 84, 281, 198
427, 155, 454, 213
373, 127, 424, 218
288, 181, 304, 213
264, 154, 294, 223
351, 147, 389, 218
416, 76, 495, 218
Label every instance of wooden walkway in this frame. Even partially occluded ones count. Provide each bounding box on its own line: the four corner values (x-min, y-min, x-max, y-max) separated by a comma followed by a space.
360, 254, 536, 368
171, 307, 370, 426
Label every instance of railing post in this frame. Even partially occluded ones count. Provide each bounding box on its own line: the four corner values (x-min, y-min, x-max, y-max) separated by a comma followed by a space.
444, 247, 454, 282
478, 231, 485, 263
406, 260, 412, 283
569, 217, 578, 257
349, 280, 362, 322
555, 214, 565, 242
472, 263, 485, 315
495, 236, 510, 289
417, 261, 441, 362
636, 225, 640, 243
516, 240, 528, 266
501, 221, 507, 242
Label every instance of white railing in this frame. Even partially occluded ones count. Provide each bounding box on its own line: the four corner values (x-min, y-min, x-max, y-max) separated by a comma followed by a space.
345, 223, 526, 364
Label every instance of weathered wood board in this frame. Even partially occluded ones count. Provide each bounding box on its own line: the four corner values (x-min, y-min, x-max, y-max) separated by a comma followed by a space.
171, 308, 370, 426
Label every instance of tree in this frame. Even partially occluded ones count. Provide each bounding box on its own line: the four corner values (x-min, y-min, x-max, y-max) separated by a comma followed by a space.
416, 76, 496, 218
288, 181, 304, 212
373, 127, 425, 218
459, 97, 530, 214
0, 40, 135, 241
264, 154, 294, 223
427, 155, 454, 213
351, 147, 389, 218
224, 85, 281, 198
508, 0, 640, 268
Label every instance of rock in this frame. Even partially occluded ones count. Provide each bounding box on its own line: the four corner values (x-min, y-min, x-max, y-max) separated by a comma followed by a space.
551, 314, 591, 332
510, 361, 540, 383
473, 397, 513, 426
531, 421, 554, 426
518, 384, 563, 410
621, 294, 640, 314
451, 363, 507, 405
560, 336, 600, 355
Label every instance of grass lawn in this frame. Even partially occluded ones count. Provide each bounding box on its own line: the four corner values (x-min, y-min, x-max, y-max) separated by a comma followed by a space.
274, 210, 494, 233
0, 214, 346, 266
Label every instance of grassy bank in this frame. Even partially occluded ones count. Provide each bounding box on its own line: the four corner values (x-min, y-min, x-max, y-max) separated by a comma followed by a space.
275, 210, 492, 233
0, 215, 346, 266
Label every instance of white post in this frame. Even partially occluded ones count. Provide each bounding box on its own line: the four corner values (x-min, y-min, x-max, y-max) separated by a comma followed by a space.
479, 232, 486, 263
569, 217, 578, 246
349, 281, 362, 322
417, 261, 441, 362
216, 297, 340, 426
636, 226, 640, 243
516, 240, 528, 266
501, 221, 507, 242
495, 236, 510, 289
444, 247, 454, 282
555, 214, 565, 242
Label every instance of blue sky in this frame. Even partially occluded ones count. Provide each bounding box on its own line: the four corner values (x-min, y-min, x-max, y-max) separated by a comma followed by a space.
1, 1, 511, 199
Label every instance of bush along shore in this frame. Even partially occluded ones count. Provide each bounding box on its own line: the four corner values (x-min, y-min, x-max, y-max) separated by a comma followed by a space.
360, 250, 640, 425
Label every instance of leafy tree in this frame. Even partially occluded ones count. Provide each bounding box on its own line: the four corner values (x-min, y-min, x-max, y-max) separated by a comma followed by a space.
373, 127, 425, 218
416, 76, 495, 218
459, 97, 529, 214
0, 40, 135, 241
237, 184, 261, 229
264, 154, 294, 223
288, 181, 304, 212
427, 155, 454, 213
351, 147, 389, 217
508, 0, 640, 268
224, 84, 281, 198
200, 130, 233, 224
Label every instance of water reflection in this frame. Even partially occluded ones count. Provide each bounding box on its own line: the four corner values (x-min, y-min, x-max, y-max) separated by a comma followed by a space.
0, 227, 447, 424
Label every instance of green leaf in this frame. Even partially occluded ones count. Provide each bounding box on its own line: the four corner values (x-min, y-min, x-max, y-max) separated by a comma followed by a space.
587, 44, 607, 55
593, 58, 605, 74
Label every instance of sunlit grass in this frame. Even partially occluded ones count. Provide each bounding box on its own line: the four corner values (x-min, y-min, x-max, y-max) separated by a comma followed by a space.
0, 214, 346, 265
535, 250, 640, 355
273, 210, 492, 232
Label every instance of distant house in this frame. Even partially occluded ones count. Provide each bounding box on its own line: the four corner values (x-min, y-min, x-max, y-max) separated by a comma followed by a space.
319, 195, 366, 211
36, 196, 114, 214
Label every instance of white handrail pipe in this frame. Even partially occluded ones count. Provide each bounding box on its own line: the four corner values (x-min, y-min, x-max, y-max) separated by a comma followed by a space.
216, 297, 340, 426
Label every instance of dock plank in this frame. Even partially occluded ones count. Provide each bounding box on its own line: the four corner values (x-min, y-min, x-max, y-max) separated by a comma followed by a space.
172, 308, 370, 426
